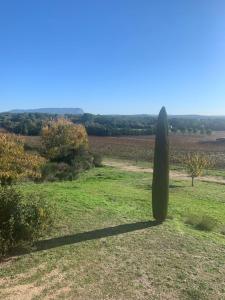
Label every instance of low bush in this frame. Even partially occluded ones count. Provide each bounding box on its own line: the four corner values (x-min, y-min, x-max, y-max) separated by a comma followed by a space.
24, 142, 44, 155
184, 214, 218, 232
195, 216, 218, 231
93, 153, 103, 167
71, 148, 94, 171
0, 133, 45, 186
41, 162, 79, 181
0, 187, 54, 257
41, 148, 102, 182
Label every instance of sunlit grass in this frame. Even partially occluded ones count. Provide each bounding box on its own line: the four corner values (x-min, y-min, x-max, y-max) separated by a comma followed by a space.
1, 166, 225, 299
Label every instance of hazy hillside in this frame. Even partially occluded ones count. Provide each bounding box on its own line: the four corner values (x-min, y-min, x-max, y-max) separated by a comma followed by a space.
8, 108, 84, 115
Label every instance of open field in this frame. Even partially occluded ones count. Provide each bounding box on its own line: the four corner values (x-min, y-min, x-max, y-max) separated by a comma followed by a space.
1, 166, 225, 299
22, 131, 225, 169
89, 132, 225, 168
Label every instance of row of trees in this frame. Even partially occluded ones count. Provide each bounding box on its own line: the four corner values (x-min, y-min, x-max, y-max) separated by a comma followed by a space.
1, 112, 225, 136
0, 113, 51, 135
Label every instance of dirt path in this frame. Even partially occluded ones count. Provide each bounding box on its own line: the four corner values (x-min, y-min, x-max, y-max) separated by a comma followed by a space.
103, 159, 225, 185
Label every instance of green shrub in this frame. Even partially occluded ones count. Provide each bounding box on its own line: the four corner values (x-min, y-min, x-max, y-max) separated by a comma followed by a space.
41, 162, 79, 182
93, 153, 103, 167
184, 214, 218, 232
24, 141, 43, 154
71, 148, 94, 171
196, 216, 218, 231
41, 146, 96, 182
0, 187, 54, 257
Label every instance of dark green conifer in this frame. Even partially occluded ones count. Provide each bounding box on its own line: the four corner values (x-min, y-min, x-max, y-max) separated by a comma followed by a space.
152, 107, 169, 222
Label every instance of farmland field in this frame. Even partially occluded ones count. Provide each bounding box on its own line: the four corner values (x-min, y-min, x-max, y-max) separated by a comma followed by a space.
22, 131, 225, 169
1, 166, 225, 299
23, 132, 225, 168
89, 132, 225, 168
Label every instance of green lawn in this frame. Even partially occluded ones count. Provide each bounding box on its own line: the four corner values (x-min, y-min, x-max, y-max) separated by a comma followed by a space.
1, 167, 225, 299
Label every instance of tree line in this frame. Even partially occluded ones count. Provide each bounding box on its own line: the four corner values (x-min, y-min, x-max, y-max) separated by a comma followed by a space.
1, 112, 225, 136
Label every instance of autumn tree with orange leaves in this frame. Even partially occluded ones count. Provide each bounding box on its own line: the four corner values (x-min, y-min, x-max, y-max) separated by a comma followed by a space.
183, 153, 213, 186
0, 134, 45, 186
41, 118, 88, 163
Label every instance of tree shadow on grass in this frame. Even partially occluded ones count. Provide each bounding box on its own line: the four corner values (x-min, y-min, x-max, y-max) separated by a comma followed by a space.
169, 184, 183, 189
35, 220, 159, 252
139, 184, 184, 191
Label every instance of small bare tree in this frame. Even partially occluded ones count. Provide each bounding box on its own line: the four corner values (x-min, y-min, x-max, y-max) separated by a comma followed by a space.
183, 153, 213, 186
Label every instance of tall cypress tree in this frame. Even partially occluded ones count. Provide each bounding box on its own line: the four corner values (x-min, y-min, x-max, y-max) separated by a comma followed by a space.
152, 107, 169, 222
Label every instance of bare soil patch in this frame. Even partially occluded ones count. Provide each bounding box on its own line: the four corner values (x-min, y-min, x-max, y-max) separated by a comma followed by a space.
103, 159, 225, 185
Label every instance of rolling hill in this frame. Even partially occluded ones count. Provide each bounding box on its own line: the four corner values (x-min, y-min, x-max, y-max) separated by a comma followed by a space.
8, 107, 84, 115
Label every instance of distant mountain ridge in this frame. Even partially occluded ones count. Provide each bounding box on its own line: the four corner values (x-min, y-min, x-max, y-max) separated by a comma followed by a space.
8, 108, 84, 115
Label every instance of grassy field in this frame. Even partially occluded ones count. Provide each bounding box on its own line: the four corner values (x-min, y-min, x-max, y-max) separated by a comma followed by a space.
1, 166, 225, 299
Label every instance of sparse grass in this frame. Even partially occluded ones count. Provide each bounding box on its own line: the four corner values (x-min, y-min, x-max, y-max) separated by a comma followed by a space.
220, 226, 225, 236
184, 214, 218, 232
1, 166, 225, 299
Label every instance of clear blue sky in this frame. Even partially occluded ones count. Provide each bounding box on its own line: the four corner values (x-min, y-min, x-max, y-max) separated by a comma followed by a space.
0, 0, 225, 115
